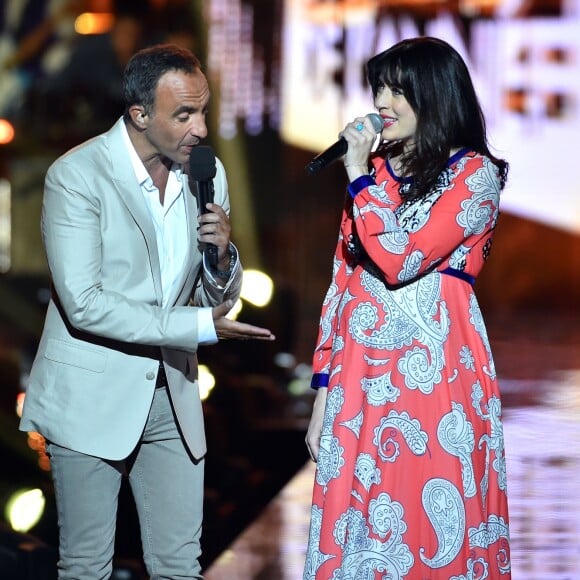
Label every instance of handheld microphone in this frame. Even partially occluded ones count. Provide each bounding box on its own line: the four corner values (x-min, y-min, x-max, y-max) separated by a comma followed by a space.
189, 146, 218, 268
304, 113, 384, 175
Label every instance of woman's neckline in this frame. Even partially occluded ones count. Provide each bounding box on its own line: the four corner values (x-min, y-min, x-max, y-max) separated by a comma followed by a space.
386, 147, 472, 183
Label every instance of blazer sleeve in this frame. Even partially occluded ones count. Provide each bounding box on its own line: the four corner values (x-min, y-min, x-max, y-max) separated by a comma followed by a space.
191, 156, 243, 307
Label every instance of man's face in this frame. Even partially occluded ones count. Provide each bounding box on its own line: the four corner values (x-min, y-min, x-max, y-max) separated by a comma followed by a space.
144, 69, 210, 166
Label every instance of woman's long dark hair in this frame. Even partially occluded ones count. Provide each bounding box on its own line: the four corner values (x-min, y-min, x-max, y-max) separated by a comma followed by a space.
366, 37, 508, 198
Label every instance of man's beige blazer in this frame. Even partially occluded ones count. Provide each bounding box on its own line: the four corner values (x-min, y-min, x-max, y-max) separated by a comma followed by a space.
20, 118, 242, 461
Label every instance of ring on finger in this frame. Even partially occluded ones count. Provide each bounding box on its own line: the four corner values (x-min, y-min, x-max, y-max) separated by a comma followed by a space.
356, 122, 364, 131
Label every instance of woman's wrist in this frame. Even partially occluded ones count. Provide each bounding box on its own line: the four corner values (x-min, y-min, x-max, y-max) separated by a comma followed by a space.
344, 163, 369, 183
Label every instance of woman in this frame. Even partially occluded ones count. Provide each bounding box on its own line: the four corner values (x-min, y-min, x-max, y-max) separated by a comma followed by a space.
304, 37, 511, 579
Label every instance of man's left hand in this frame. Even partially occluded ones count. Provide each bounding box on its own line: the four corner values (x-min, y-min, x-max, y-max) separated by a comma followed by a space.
198, 202, 231, 262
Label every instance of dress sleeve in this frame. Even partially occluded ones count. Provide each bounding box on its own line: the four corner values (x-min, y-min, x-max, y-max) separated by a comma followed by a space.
351, 154, 500, 285
310, 205, 356, 387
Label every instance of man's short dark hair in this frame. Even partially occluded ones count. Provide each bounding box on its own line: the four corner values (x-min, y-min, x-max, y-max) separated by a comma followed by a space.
123, 43, 202, 117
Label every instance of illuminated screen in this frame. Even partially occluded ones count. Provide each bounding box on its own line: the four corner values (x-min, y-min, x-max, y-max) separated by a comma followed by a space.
279, 1, 580, 234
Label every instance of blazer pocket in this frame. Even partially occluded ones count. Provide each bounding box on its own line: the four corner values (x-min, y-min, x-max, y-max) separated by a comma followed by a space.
44, 338, 106, 373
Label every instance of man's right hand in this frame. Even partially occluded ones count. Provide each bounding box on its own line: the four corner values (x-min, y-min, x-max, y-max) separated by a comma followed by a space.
212, 301, 275, 341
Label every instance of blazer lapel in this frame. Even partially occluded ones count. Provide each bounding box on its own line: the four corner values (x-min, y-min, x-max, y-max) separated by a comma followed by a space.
106, 119, 163, 305
173, 173, 201, 304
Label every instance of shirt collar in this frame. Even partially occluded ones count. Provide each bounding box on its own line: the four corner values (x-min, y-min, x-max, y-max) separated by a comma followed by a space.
120, 120, 184, 186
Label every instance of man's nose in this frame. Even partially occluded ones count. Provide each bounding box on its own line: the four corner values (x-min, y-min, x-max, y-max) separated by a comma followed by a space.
191, 119, 208, 139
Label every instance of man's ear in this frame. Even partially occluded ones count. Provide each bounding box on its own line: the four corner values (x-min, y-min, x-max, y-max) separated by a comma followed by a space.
129, 105, 147, 128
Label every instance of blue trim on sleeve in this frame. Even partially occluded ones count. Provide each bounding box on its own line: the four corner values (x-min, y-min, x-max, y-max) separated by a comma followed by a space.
347, 175, 375, 198
440, 267, 476, 286
311, 373, 330, 390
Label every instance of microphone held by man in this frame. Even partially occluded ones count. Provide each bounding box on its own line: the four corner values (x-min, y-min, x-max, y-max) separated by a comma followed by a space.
189, 145, 219, 269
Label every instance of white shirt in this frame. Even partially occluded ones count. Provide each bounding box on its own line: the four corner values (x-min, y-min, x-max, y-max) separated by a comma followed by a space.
121, 123, 217, 344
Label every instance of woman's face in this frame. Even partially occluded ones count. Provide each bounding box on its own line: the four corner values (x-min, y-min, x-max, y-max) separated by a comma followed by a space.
374, 83, 417, 151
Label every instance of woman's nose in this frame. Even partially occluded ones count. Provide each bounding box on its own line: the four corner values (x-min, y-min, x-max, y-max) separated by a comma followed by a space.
376, 102, 390, 115
376, 94, 391, 111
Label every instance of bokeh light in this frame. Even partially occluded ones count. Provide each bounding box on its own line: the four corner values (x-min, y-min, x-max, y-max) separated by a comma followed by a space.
240, 270, 274, 307
198, 364, 216, 401
6, 488, 46, 533
0, 119, 15, 145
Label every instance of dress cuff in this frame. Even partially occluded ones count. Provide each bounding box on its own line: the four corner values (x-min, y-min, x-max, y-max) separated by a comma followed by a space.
311, 373, 329, 390
347, 175, 375, 198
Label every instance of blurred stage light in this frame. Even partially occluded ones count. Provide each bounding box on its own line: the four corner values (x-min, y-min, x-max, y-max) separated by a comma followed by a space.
74, 12, 114, 35
15, 392, 25, 418
240, 270, 274, 307
274, 352, 297, 369
5, 488, 46, 533
198, 364, 216, 401
0, 119, 15, 144
0, 177, 11, 272
29, 436, 50, 472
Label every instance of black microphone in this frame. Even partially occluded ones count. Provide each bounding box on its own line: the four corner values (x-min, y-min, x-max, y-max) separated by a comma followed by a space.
304, 113, 384, 175
189, 146, 218, 268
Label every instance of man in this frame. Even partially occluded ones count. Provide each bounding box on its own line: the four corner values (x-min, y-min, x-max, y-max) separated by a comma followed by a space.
19, 43, 275, 579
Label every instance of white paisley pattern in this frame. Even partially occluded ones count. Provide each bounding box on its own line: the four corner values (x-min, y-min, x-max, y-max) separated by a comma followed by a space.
420, 478, 466, 568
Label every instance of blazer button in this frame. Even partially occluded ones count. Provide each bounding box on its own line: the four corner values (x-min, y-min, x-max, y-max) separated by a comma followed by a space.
146, 371, 155, 380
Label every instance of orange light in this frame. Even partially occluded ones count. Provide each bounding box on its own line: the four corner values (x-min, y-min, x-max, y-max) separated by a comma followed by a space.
38, 454, 51, 471
27, 431, 51, 471
0, 119, 15, 144
27, 432, 45, 452
74, 12, 114, 35
16, 392, 25, 418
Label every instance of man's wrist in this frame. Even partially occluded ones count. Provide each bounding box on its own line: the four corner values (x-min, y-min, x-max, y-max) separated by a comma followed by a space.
212, 246, 235, 278
198, 307, 218, 344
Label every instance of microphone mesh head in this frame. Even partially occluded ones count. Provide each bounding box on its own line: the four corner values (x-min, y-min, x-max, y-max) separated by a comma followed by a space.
367, 113, 384, 134
189, 146, 217, 180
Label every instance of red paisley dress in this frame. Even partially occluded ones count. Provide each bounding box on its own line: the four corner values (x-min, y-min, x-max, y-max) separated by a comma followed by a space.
304, 149, 511, 579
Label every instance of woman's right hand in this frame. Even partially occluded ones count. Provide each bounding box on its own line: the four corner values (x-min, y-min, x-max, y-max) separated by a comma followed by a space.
305, 387, 328, 462
341, 116, 377, 181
